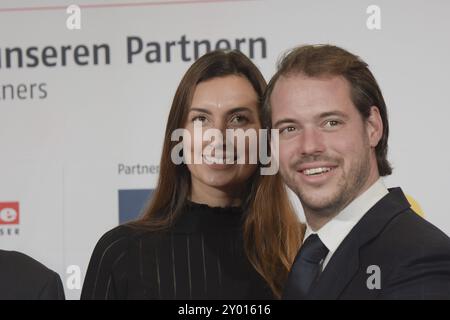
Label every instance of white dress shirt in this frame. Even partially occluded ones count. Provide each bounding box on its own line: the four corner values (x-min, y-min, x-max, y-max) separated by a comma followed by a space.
304, 178, 389, 270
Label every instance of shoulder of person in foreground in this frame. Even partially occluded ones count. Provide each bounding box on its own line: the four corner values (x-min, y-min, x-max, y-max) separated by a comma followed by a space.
0, 249, 65, 300
80, 224, 149, 299
377, 208, 450, 299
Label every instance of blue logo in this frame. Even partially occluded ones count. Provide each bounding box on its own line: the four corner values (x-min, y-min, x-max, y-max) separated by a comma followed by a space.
118, 189, 154, 224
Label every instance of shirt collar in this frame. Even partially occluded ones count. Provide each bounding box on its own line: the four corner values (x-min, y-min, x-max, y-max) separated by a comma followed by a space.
304, 178, 389, 254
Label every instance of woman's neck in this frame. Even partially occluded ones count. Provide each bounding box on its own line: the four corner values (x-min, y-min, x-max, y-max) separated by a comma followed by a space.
190, 181, 242, 208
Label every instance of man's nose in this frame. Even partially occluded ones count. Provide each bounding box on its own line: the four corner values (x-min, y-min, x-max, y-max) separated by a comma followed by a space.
297, 127, 326, 156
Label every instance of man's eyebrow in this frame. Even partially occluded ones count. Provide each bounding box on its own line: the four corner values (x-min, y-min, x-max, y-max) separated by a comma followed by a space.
273, 118, 298, 128
317, 111, 349, 119
272, 111, 349, 128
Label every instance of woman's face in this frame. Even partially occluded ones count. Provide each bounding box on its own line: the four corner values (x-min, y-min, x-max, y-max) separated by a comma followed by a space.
184, 75, 261, 196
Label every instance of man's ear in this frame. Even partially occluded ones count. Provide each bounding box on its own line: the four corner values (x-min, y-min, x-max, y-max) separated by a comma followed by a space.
366, 106, 383, 148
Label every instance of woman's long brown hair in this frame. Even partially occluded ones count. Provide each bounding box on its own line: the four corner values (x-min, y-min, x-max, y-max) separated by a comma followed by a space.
129, 50, 303, 298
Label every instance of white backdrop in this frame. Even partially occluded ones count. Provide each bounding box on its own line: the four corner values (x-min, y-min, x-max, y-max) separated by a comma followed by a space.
1, 0, 449, 299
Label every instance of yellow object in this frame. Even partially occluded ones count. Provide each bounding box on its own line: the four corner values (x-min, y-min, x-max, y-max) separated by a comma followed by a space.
406, 194, 425, 217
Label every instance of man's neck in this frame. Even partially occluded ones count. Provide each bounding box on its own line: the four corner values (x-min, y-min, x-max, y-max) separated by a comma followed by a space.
305, 174, 381, 232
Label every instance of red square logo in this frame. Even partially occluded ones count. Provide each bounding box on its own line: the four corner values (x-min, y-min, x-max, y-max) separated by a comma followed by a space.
0, 202, 19, 225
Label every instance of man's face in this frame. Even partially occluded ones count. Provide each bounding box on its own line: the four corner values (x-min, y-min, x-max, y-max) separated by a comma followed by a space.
270, 74, 382, 217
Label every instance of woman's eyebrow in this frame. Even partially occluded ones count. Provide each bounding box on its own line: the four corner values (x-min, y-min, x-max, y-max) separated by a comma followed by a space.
189, 107, 211, 114
189, 106, 254, 115
225, 107, 253, 115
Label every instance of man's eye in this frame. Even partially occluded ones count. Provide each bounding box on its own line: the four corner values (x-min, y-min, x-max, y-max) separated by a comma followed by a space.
324, 120, 340, 128
280, 126, 296, 133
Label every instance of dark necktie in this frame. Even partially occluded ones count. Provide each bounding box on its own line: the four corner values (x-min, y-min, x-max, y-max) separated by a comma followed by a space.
282, 234, 329, 299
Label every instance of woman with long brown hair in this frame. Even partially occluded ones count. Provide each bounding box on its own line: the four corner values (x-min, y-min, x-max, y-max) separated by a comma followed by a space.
81, 50, 303, 299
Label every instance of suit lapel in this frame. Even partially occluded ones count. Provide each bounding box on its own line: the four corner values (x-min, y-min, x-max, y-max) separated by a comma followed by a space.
308, 188, 411, 299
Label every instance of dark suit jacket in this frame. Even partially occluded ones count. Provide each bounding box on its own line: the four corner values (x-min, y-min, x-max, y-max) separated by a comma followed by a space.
299, 188, 450, 300
0, 250, 65, 300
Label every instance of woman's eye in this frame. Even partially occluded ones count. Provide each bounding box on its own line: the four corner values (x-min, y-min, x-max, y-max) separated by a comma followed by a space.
230, 115, 249, 125
192, 115, 207, 123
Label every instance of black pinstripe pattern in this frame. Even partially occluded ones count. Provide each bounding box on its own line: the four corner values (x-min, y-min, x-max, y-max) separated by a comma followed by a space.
81, 202, 273, 300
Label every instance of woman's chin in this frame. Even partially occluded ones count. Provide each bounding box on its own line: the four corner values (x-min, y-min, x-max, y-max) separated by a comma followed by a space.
196, 172, 246, 190
189, 163, 257, 192
201, 176, 239, 189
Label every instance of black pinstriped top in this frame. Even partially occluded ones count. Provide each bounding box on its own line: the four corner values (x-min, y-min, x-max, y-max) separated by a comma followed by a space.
80, 201, 273, 300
